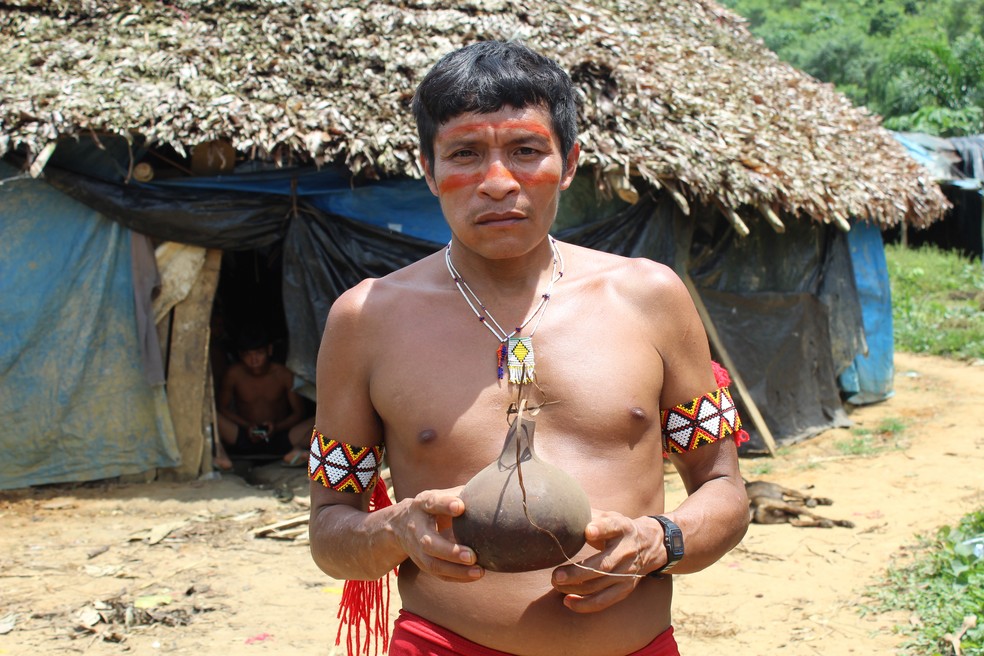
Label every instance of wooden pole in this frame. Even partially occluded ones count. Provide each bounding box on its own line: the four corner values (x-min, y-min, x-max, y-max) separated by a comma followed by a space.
159, 249, 222, 480
681, 274, 778, 456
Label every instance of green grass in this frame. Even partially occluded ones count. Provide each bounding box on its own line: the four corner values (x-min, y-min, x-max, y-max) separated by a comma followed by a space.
869, 245, 983, 653
834, 416, 909, 456
863, 510, 984, 655
744, 461, 773, 476
886, 244, 984, 361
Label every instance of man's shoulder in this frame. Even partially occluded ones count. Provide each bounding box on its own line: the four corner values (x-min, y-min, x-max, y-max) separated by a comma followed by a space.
224, 361, 248, 377
328, 251, 444, 321
565, 242, 682, 293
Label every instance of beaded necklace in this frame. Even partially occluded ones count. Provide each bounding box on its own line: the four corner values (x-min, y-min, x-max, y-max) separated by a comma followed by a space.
445, 237, 564, 384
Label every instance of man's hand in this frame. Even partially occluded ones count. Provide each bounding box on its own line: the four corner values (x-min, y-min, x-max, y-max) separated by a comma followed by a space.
550, 511, 661, 613
248, 423, 271, 443
393, 488, 484, 583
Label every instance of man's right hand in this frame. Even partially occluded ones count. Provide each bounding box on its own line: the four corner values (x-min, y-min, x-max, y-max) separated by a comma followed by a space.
392, 488, 484, 583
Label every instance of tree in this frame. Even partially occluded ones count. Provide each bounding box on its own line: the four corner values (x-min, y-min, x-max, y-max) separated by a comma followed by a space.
721, 0, 984, 135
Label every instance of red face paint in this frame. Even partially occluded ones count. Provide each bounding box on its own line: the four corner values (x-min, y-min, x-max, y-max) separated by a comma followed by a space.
438, 172, 483, 194
433, 109, 566, 196
512, 170, 561, 187
437, 167, 560, 195
441, 118, 554, 143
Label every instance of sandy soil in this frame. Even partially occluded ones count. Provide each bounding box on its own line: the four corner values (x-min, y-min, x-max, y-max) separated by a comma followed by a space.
1, 352, 982, 656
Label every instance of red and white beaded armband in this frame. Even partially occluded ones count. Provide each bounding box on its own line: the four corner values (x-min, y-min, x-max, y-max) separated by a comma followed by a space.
661, 385, 745, 456
308, 429, 384, 493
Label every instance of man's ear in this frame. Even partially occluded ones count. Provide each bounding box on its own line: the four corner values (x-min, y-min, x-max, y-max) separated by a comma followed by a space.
421, 154, 439, 196
560, 142, 580, 191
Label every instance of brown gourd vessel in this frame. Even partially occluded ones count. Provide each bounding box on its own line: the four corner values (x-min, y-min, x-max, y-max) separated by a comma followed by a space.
452, 399, 592, 572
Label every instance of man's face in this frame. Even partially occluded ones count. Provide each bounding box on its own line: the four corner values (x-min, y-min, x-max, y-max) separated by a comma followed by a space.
422, 104, 579, 260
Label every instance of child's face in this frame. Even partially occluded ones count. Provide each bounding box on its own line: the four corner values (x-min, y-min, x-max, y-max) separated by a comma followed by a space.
240, 346, 271, 372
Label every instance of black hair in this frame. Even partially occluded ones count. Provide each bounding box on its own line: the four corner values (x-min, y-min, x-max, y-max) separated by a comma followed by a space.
235, 324, 270, 352
412, 40, 580, 171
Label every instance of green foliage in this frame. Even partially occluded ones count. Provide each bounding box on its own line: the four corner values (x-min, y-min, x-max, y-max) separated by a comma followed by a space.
837, 416, 907, 455
720, 0, 984, 135
745, 460, 774, 476
864, 509, 984, 655
883, 105, 984, 136
886, 244, 984, 360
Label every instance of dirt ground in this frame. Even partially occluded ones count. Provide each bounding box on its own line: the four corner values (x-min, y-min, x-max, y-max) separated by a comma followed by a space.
1, 351, 982, 656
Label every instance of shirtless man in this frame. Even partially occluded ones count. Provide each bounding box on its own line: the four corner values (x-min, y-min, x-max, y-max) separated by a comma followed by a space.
308, 41, 749, 655
217, 328, 312, 465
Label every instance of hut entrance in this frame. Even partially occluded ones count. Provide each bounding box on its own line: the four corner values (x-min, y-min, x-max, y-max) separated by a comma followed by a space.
211, 247, 290, 386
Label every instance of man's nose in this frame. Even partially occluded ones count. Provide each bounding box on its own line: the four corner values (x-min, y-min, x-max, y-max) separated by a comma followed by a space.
477, 159, 520, 198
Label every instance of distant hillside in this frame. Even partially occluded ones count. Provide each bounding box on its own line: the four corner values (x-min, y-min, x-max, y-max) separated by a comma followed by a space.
720, 0, 984, 135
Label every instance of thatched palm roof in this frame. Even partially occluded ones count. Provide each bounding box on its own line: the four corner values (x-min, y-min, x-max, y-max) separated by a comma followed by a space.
0, 0, 948, 230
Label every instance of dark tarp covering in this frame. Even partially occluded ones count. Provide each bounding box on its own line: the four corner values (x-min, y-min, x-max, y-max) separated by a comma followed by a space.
44, 167, 290, 250
950, 135, 984, 180
0, 162, 180, 490
32, 157, 869, 454
884, 183, 983, 261
283, 205, 440, 385
678, 204, 860, 450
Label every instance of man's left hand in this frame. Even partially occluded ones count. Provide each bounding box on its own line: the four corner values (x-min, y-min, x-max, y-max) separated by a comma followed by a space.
550, 511, 660, 613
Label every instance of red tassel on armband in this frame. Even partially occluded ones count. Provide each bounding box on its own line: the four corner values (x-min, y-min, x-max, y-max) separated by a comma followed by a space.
335, 480, 396, 656
711, 361, 750, 448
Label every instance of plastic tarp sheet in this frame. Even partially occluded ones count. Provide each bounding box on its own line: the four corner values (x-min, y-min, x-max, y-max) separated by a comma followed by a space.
0, 162, 180, 490
839, 220, 894, 405
687, 210, 860, 450
283, 205, 441, 385
949, 134, 984, 180
44, 167, 290, 250
34, 153, 869, 455
43, 165, 454, 247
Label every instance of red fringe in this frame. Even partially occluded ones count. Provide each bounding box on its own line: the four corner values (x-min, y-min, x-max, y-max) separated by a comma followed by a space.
335, 479, 396, 656
711, 361, 750, 448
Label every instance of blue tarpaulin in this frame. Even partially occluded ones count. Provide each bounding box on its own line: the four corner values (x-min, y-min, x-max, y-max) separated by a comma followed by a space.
839, 220, 895, 404
0, 162, 180, 490
151, 168, 450, 244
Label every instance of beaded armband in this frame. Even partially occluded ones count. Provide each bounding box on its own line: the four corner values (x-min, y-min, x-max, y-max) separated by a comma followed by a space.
308, 429, 385, 493
661, 385, 744, 456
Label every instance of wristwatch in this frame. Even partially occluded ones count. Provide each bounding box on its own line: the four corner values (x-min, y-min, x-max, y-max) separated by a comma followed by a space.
649, 515, 684, 576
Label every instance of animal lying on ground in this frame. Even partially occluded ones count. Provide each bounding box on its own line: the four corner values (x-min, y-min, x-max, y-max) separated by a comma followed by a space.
744, 479, 855, 528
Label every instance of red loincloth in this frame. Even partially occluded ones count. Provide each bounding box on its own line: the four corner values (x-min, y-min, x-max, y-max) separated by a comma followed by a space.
389, 610, 680, 656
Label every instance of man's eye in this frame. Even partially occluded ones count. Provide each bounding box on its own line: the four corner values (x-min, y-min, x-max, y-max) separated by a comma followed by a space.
451, 149, 477, 159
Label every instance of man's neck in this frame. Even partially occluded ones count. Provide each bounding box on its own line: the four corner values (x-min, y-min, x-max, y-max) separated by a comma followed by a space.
447, 237, 557, 298
245, 363, 272, 377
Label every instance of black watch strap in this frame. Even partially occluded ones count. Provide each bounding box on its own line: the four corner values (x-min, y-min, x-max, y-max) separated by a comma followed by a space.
649, 515, 684, 576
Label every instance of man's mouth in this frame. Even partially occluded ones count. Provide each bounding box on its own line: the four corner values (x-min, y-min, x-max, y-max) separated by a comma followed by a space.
476, 211, 525, 225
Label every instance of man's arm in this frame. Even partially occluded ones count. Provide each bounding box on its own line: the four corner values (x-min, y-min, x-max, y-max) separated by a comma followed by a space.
656, 268, 748, 576
308, 280, 483, 583
271, 367, 307, 434
552, 262, 747, 612
217, 366, 251, 431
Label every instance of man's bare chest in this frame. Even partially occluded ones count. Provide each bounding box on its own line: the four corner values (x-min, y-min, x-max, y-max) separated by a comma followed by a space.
234, 373, 286, 406
368, 302, 664, 465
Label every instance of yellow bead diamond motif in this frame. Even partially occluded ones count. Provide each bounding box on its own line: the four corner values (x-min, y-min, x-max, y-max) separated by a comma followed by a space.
511, 338, 530, 362
506, 336, 536, 383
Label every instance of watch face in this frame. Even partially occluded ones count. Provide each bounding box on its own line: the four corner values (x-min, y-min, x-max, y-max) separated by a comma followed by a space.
668, 531, 685, 556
